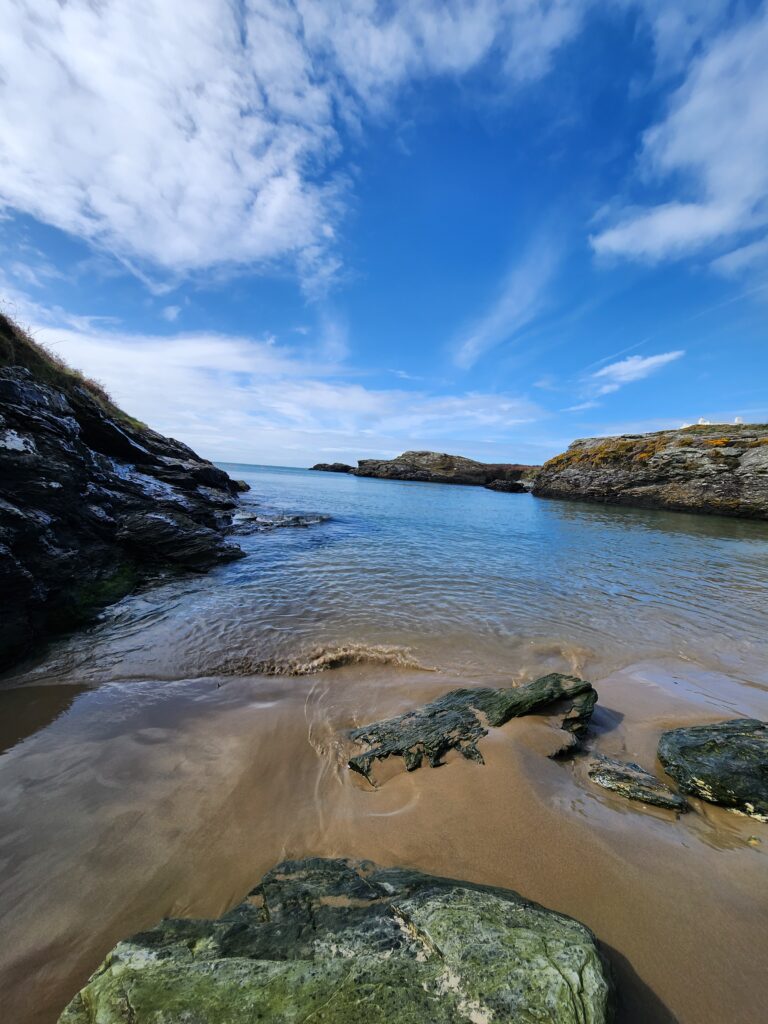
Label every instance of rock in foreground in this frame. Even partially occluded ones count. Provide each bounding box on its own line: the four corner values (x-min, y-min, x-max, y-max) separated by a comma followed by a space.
59, 857, 613, 1024
533, 424, 768, 519
587, 756, 688, 812
0, 313, 244, 668
348, 673, 597, 780
658, 719, 768, 821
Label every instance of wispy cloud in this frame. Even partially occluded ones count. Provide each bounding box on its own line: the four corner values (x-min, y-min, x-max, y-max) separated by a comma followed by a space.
161, 305, 181, 323
591, 350, 685, 394
24, 300, 542, 466
564, 400, 599, 412
591, 8, 768, 264
0, 1, 592, 294
454, 235, 560, 369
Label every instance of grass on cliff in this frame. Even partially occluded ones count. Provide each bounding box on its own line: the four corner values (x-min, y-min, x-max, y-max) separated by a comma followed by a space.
0, 310, 146, 430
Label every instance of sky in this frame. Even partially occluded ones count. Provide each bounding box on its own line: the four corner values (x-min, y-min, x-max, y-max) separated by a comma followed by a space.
1, 0, 766, 467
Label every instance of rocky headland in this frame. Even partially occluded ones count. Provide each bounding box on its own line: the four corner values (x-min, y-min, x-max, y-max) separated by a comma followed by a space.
0, 313, 246, 669
313, 449, 538, 490
534, 423, 768, 519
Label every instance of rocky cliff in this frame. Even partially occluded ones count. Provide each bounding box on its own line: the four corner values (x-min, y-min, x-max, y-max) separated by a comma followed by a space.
533, 424, 768, 518
313, 450, 538, 489
0, 313, 246, 669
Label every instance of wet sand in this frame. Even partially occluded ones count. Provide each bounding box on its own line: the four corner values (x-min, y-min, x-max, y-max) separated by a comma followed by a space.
0, 659, 765, 1023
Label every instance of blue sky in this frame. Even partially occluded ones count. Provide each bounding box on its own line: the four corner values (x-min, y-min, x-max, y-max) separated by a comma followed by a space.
1, 0, 766, 466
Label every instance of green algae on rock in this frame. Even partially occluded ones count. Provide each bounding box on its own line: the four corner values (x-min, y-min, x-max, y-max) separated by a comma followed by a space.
658, 719, 768, 821
587, 755, 688, 812
59, 857, 613, 1024
348, 673, 597, 781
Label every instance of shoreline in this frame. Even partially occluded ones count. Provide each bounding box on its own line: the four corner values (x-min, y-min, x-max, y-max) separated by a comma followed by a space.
0, 656, 765, 1023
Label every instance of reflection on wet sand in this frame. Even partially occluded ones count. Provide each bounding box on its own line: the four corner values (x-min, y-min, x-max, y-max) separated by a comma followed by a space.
0, 660, 765, 1024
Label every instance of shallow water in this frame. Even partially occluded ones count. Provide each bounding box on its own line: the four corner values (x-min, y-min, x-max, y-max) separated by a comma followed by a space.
1, 466, 767, 1023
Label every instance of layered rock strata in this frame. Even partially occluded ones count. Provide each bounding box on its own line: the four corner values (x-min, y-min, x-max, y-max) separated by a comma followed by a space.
533, 424, 768, 518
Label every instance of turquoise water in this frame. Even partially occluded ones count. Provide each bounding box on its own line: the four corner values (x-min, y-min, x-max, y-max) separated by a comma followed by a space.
13, 463, 768, 689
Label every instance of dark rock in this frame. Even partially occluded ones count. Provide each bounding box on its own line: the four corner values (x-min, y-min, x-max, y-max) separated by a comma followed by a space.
485, 478, 527, 493
657, 719, 768, 821
311, 461, 354, 473
229, 510, 330, 534
348, 673, 597, 781
0, 313, 246, 669
59, 857, 613, 1024
587, 755, 688, 812
231, 478, 251, 492
352, 450, 539, 487
533, 424, 768, 519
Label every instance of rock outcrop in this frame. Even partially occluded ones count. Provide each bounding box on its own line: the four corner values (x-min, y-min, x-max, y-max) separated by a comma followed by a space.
310, 461, 354, 473
0, 313, 244, 669
587, 756, 688, 812
348, 673, 597, 781
657, 719, 768, 821
59, 857, 613, 1024
316, 450, 539, 489
533, 424, 768, 518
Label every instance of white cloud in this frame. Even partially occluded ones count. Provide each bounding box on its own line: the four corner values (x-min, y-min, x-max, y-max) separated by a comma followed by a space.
29, 314, 542, 466
0, 1, 591, 294
162, 305, 181, 323
454, 234, 560, 368
591, 350, 684, 394
592, 8, 768, 262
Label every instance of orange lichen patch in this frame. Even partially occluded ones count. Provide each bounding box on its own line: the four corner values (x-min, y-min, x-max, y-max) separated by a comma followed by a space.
705, 439, 730, 447
748, 438, 768, 448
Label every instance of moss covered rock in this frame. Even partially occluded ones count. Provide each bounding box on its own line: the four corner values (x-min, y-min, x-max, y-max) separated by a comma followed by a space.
59, 857, 613, 1024
658, 719, 768, 821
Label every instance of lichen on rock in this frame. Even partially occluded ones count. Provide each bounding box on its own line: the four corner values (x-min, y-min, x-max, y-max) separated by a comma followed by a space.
59, 857, 613, 1024
348, 673, 597, 781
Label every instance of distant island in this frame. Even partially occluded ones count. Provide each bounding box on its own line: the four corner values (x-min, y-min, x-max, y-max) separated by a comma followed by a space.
311, 450, 539, 491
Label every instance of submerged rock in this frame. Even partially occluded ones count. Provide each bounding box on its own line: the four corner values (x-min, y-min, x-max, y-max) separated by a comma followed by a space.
657, 719, 768, 821
587, 755, 688, 812
348, 673, 597, 780
229, 509, 330, 534
59, 857, 613, 1024
0, 313, 245, 668
533, 423, 768, 519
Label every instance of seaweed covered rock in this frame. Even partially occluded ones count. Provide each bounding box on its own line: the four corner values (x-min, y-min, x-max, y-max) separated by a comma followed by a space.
348, 673, 597, 780
587, 756, 688, 812
658, 719, 768, 821
0, 313, 244, 668
533, 424, 768, 519
59, 857, 613, 1024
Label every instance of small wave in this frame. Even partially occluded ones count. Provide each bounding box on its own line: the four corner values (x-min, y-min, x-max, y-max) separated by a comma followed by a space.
219, 643, 434, 676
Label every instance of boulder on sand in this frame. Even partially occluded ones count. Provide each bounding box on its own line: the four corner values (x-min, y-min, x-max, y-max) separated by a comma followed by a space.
59, 857, 613, 1024
657, 719, 768, 821
587, 755, 688, 812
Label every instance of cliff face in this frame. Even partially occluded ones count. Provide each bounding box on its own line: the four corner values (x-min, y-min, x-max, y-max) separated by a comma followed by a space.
0, 313, 245, 669
343, 451, 537, 488
533, 424, 768, 519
